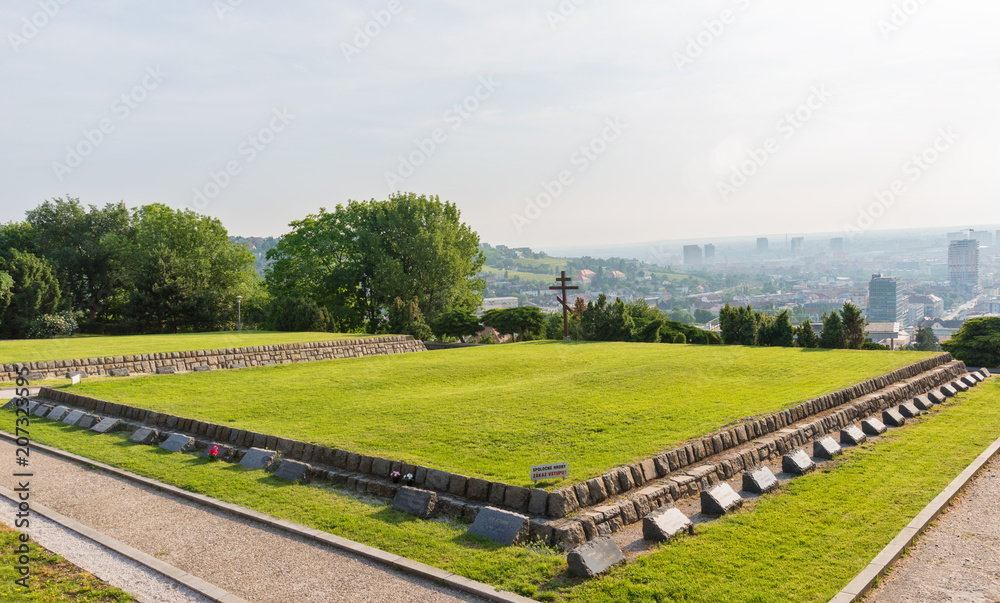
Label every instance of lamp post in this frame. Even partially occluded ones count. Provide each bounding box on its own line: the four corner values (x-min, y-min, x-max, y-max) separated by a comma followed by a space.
237, 296, 242, 331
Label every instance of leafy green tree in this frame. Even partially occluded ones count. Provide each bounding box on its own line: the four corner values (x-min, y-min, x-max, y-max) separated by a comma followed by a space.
432, 308, 482, 342
0, 271, 12, 320
693, 309, 715, 324
840, 302, 866, 350
758, 310, 794, 347
634, 318, 664, 343
267, 295, 331, 332
942, 317, 1000, 367
482, 307, 546, 341
672, 333, 686, 344
913, 327, 941, 352
819, 311, 846, 349
386, 297, 432, 341
796, 319, 818, 348
266, 193, 485, 332
0, 250, 64, 339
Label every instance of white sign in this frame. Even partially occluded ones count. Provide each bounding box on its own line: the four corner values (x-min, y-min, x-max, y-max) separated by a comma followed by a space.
531, 462, 569, 481
70, 374, 81, 385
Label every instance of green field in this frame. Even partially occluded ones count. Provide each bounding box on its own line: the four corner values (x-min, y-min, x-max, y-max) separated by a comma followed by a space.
7, 376, 999, 601
0, 332, 373, 364
60, 342, 935, 486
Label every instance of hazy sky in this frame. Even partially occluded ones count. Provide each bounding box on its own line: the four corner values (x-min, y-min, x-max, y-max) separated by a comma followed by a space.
2, 1, 998, 248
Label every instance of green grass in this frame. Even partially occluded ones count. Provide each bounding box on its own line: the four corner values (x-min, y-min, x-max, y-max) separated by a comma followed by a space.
59, 342, 934, 487
0, 524, 134, 602
557, 379, 1000, 602
0, 332, 374, 364
4, 419, 563, 597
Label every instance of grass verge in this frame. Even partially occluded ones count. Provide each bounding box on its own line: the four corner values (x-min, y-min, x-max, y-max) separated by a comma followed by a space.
0, 524, 134, 602
60, 342, 934, 486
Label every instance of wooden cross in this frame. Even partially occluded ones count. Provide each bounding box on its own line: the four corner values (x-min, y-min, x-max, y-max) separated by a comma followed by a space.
549, 271, 579, 340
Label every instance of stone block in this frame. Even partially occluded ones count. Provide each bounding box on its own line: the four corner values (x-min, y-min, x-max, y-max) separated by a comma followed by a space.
425, 469, 451, 492
32, 404, 52, 418
488, 482, 506, 507
952, 380, 969, 392
700, 482, 743, 515
370, 457, 391, 477
160, 433, 195, 453
940, 384, 958, 397
546, 487, 579, 518
961, 375, 976, 387
62, 410, 85, 426
229, 363, 246, 370
567, 536, 625, 577
76, 414, 99, 429
156, 366, 177, 375
742, 465, 779, 494
273, 460, 311, 483
782, 449, 814, 475
912, 395, 933, 411
240, 447, 278, 470
813, 436, 842, 460
898, 402, 922, 418
927, 390, 946, 404
882, 408, 906, 427
448, 474, 468, 497
840, 425, 867, 445
110, 368, 130, 377
469, 507, 529, 546
466, 478, 490, 502
392, 487, 437, 519
46, 406, 70, 422
129, 427, 159, 445
642, 506, 692, 542
587, 477, 608, 504
862, 417, 887, 435
192, 366, 211, 372
528, 488, 548, 516
504, 485, 530, 512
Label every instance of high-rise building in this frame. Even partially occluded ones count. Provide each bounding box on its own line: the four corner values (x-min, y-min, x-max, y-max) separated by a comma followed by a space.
868, 274, 905, 323
683, 245, 703, 266
790, 237, 804, 254
949, 240, 979, 290
756, 238, 768, 253
830, 237, 844, 252
947, 231, 967, 241
970, 230, 994, 247
704, 244, 716, 263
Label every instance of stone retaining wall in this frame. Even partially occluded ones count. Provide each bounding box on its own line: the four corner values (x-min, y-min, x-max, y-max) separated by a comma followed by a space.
2, 336, 425, 381
35, 353, 959, 548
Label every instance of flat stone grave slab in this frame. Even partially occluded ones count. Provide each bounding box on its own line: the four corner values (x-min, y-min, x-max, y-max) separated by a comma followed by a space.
91, 418, 123, 433
203, 444, 234, 460
968, 372, 983, 383
913, 395, 934, 411
229, 363, 246, 370
110, 368, 130, 377
927, 390, 946, 404
392, 486, 437, 519
882, 408, 906, 427
642, 506, 692, 542
700, 482, 743, 515
898, 402, 922, 418
65, 371, 87, 379
62, 410, 86, 425
782, 449, 815, 475
160, 433, 195, 453
940, 384, 958, 397
129, 428, 159, 445
25, 372, 44, 381
239, 447, 278, 470
2, 397, 18, 410
26, 400, 40, 414
32, 404, 52, 418
76, 414, 99, 429
813, 436, 842, 459
742, 465, 779, 494
840, 425, 867, 445
468, 507, 529, 546
952, 380, 969, 392
961, 375, 977, 387
156, 366, 177, 375
862, 417, 888, 435
273, 460, 311, 483
193, 365, 211, 372
567, 536, 625, 577
46, 406, 70, 422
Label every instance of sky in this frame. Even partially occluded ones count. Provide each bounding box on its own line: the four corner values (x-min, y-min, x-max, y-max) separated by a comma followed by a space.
1, 1, 998, 249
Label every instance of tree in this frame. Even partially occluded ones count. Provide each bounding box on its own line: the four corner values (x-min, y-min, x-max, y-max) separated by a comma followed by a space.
0, 271, 13, 330
432, 308, 482, 342
942, 317, 1000, 367
758, 310, 794, 347
0, 250, 64, 339
796, 319, 818, 348
482, 307, 546, 341
819, 311, 846, 349
693, 309, 715, 324
386, 297, 432, 341
913, 327, 941, 352
266, 193, 485, 332
840, 302, 866, 350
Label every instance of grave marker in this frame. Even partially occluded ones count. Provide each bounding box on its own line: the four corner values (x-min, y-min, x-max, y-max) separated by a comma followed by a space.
273, 460, 311, 483
468, 507, 529, 546
700, 482, 743, 515
961, 375, 977, 387
882, 408, 906, 427
642, 506, 693, 542
62, 410, 85, 426
912, 395, 933, 411
952, 380, 969, 392
898, 402, 922, 418
46, 406, 70, 422
110, 368, 130, 377
32, 404, 52, 418
160, 433, 194, 453
70, 374, 82, 385
65, 371, 87, 380
2, 398, 17, 410
861, 417, 887, 435
229, 363, 246, 370
940, 384, 958, 397
156, 366, 177, 375
927, 390, 945, 404
782, 449, 815, 475
77, 414, 99, 429
840, 425, 867, 445
26, 372, 43, 381
813, 436, 842, 459
239, 447, 278, 470
91, 418, 123, 433
129, 428, 159, 445
392, 487, 437, 519
549, 271, 579, 340
193, 365, 211, 372
567, 536, 625, 577
742, 465, 779, 494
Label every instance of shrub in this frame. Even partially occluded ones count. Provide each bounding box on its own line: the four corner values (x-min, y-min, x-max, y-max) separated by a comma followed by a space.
25, 310, 79, 339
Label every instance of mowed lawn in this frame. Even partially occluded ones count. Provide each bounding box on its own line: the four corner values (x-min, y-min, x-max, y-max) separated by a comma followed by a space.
0, 331, 373, 364
61, 342, 937, 486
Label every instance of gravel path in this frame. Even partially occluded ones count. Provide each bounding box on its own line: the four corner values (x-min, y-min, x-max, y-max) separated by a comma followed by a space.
0, 440, 487, 603
866, 455, 1000, 602
0, 496, 212, 603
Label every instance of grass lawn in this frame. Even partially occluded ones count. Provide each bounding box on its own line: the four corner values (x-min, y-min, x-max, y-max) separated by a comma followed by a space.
0, 524, 134, 602
0, 332, 374, 365
4, 376, 997, 601
59, 342, 935, 487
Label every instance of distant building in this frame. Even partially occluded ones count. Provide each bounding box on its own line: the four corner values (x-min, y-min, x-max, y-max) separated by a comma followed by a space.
757, 238, 768, 253
970, 230, 994, 247
830, 237, 844, 252
868, 274, 905, 324
790, 237, 804, 254
576, 269, 595, 283
929, 263, 949, 279
908, 294, 945, 319
948, 240, 979, 290
704, 244, 716, 263
608, 270, 626, 280
479, 297, 519, 315
920, 318, 965, 342
683, 245, 703, 266
866, 322, 903, 347
947, 231, 967, 241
